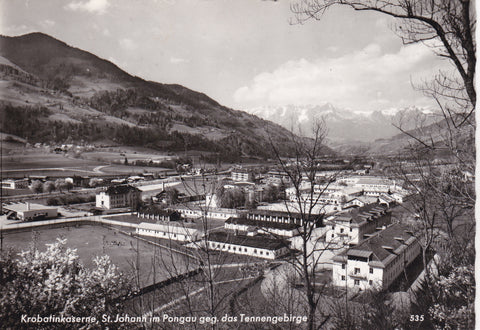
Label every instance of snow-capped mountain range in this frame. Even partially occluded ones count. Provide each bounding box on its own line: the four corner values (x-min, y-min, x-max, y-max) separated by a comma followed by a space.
246, 103, 440, 145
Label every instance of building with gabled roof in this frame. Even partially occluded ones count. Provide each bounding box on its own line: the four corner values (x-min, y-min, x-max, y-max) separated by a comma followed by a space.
378, 193, 396, 207
246, 209, 323, 227
206, 231, 290, 260
136, 222, 201, 242
325, 203, 390, 246
332, 223, 421, 290
225, 216, 302, 237
96, 184, 141, 209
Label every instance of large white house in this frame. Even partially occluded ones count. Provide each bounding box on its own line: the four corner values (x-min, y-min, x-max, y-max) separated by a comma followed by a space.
325, 204, 391, 246
332, 224, 421, 290
96, 185, 141, 209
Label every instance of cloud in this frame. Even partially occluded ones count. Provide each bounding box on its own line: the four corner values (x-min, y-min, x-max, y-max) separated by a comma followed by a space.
39, 19, 55, 28
170, 57, 190, 64
234, 43, 449, 111
66, 0, 110, 14
119, 38, 136, 51
0, 24, 32, 35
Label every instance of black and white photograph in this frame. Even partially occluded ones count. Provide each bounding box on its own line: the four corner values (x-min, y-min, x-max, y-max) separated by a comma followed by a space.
0, 0, 475, 329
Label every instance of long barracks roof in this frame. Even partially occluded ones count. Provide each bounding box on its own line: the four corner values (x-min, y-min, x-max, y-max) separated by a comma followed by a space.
331, 203, 388, 225
226, 217, 301, 230
248, 209, 306, 219
335, 223, 417, 268
137, 222, 200, 235
356, 177, 393, 185
207, 231, 290, 250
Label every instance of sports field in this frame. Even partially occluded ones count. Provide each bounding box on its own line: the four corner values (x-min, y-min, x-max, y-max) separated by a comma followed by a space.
2, 224, 198, 288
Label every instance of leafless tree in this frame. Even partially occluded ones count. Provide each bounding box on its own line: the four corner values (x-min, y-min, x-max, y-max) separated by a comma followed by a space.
130, 170, 265, 327
292, 0, 475, 126
268, 118, 347, 329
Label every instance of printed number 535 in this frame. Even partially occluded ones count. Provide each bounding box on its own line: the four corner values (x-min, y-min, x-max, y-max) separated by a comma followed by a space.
410, 315, 424, 322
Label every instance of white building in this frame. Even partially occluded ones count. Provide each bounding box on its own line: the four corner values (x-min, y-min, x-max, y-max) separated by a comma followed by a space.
332, 224, 421, 290
325, 204, 390, 246
96, 185, 141, 209
225, 216, 302, 237
170, 205, 240, 221
354, 177, 399, 197
231, 169, 254, 182
136, 222, 201, 242
3, 202, 57, 221
1, 178, 29, 190
206, 232, 290, 260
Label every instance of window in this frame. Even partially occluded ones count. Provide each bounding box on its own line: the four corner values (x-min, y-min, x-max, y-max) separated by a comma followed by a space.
369, 280, 373, 285
354, 279, 360, 285
340, 228, 344, 233
354, 268, 360, 274
350, 228, 353, 232
342, 264, 345, 270
341, 276, 345, 280
254, 249, 257, 254
331, 234, 335, 238
369, 268, 373, 274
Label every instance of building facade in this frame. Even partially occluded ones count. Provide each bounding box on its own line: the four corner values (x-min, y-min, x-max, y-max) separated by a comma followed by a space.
206, 231, 290, 260
1, 178, 29, 189
231, 169, 255, 182
96, 185, 141, 209
325, 204, 391, 246
136, 222, 201, 242
225, 217, 302, 237
3, 202, 58, 221
332, 224, 421, 290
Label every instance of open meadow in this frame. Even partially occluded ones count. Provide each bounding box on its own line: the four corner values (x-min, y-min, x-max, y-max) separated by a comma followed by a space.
2, 224, 198, 288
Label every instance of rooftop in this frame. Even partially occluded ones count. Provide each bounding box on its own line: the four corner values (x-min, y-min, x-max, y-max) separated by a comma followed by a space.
3, 203, 57, 212
226, 217, 301, 230
137, 222, 200, 235
248, 209, 304, 219
337, 223, 416, 268
207, 231, 290, 250
332, 203, 388, 225
356, 177, 393, 185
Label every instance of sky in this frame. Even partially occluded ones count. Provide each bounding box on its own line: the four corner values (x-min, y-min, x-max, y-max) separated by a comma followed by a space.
0, 0, 452, 112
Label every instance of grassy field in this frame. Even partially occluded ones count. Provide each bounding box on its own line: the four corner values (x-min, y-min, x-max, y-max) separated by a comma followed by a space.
1, 146, 175, 178
2, 147, 105, 178
2, 224, 198, 288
